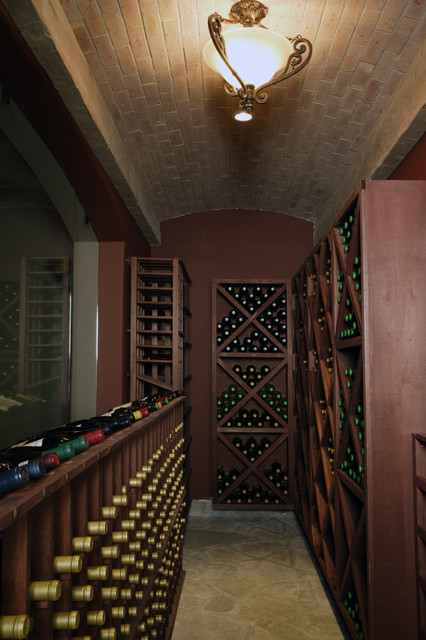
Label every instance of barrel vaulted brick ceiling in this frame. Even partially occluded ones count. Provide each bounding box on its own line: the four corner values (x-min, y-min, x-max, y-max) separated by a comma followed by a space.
2, 0, 425, 244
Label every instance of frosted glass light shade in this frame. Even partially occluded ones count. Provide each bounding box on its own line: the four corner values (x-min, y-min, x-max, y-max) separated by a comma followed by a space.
203, 26, 294, 88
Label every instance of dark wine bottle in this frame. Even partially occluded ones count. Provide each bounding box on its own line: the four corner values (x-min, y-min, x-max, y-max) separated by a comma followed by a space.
0, 465, 30, 495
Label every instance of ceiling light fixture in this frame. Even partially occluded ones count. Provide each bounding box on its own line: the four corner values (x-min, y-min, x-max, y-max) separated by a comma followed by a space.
203, 1, 312, 122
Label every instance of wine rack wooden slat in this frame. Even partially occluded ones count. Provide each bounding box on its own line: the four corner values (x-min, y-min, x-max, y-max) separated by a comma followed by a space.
292, 180, 426, 640
212, 280, 293, 509
0, 398, 186, 640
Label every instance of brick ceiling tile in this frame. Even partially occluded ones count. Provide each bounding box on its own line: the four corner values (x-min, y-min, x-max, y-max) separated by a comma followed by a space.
341, 42, 366, 72
98, 0, 119, 14
341, 0, 367, 26
366, 0, 386, 9
299, 89, 315, 111
79, 0, 108, 38
367, 94, 387, 118
158, 0, 180, 22
125, 74, 145, 100
412, 15, 426, 42
116, 46, 138, 75
60, 0, 82, 22
310, 102, 325, 123
351, 99, 370, 123
169, 49, 187, 78
341, 86, 362, 110
104, 11, 129, 49
86, 52, 108, 82
149, 38, 169, 72
189, 86, 204, 109
162, 18, 182, 50
351, 60, 374, 87
372, 49, 397, 80
395, 39, 422, 72
286, 76, 304, 100
404, 0, 426, 19
322, 55, 342, 82
123, 111, 141, 132
342, 121, 359, 141
190, 107, 204, 127
140, 4, 163, 40
136, 56, 156, 83
315, 80, 333, 105
127, 26, 150, 58
118, 0, 142, 28
360, 77, 383, 103
376, 0, 408, 32
318, 115, 334, 135
150, 103, 167, 125
161, 92, 176, 112
71, 22, 96, 55
186, 62, 202, 88
330, 70, 352, 97
352, 9, 380, 44
325, 95, 341, 118
105, 64, 127, 91
115, 88, 133, 112
379, 68, 404, 96
330, 24, 354, 57
133, 96, 150, 120
94, 34, 118, 67
144, 82, 161, 106
362, 30, 390, 64
387, 16, 418, 54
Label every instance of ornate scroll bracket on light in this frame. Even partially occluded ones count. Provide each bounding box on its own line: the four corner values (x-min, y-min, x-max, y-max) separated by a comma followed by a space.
204, 1, 313, 121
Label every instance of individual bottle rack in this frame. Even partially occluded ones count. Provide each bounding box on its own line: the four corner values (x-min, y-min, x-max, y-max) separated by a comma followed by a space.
292, 181, 425, 640
0, 280, 20, 393
18, 257, 70, 421
0, 397, 187, 640
212, 280, 292, 509
129, 258, 191, 421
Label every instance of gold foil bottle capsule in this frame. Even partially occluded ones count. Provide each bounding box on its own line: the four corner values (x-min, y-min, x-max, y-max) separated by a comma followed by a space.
136, 470, 147, 479
120, 553, 136, 565
111, 568, 127, 581
135, 590, 144, 600
112, 531, 129, 543
87, 521, 108, 535
72, 585, 94, 602
128, 574, 140, 585
120, 520, 136, 531
135, 530, 147, 540
128, 509, 141, 519
140, 521, 152, 530
87, 566, 109, 581
147, 563, 155, 572
137, 622, 146, 632
140, 493, 153, 502
135, 560, 145, 570
102, 506, 118, 519
136, 501, 148, 510
101, 546, 120, 559
120, 588, 133, 599
73, 636, 92, 640
100, 629, 117, 640
111, 607, 126, 619
101, 587, 119, 600
112, 495, 128, 507
128, 541, 141, 551
53, 555, 82, 573
127, 606, 138, 617
140, 577, 149, 586
52, 611, 80, 630
87, 611, 106, 626
120, 624, 131, 635
0, 614, 31, 639
72, 536, 94, 553
29, 580, 61, 601
129, 477, 143, 487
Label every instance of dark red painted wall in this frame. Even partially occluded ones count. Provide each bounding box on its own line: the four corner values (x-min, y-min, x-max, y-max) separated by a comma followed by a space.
390, 133, 426, 180
151, 210, 313, 499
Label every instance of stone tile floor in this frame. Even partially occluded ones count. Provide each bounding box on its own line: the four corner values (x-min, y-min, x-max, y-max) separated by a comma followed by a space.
172, 501, 351, 640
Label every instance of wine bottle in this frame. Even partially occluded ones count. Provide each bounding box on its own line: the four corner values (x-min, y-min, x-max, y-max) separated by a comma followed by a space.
0, 614, 30, 639
0, 466, 29, 495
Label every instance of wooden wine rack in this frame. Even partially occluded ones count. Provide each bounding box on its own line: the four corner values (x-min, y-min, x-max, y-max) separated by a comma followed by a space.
414, 433, 426, 640
292, 180, 426, 640
18, 257, 70, 417
129, 258, 191, 417
0, 398, 187, 640
212, 280, 293, 509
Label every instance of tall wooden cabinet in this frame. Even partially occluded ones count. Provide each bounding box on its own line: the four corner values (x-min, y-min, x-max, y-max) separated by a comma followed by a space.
212, 280, 293, 509
129, 258, 191, 410
292, 180, 426, 640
